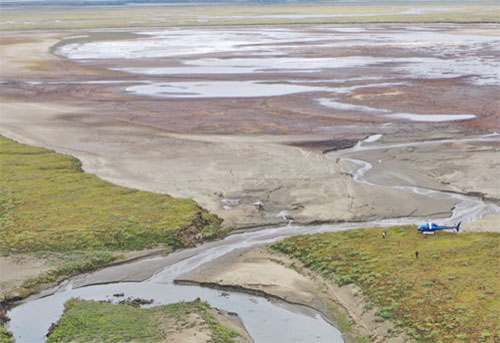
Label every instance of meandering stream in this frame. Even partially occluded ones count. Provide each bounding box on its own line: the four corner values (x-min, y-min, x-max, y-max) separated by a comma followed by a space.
7, 134, 500, 343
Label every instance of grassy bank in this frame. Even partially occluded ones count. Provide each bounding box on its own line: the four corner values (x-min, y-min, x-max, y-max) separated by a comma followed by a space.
0, 135, 227, 297
47, 298, 241, 343
271, 226, 499, 343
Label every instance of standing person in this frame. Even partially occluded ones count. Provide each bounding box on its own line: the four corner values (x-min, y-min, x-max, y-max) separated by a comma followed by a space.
382, 231, 386, 239
415, 251, 419, 259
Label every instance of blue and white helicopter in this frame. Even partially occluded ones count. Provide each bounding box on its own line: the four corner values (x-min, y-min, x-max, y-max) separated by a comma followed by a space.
418, 221, 461, 233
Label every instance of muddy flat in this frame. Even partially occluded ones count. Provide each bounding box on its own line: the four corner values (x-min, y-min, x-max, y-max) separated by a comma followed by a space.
1, 24, 499, 228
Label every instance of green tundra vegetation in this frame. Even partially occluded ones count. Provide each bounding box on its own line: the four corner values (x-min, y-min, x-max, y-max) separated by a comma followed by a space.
0, 328, 15, 343
271, 226, 500, 343
0, 135, 227, 294
46, 298, 240, 343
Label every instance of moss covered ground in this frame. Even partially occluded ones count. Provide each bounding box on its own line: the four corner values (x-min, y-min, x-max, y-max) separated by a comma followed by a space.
0, 135, 228, 296
46, 298, 240, 343
271, 226, 500, 343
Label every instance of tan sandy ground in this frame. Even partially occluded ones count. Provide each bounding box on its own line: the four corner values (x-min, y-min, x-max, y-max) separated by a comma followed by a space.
177, 247, 408, 343
0, 33, 60, 78
161, 312, 212, 343
160, 310, 253, 343
461, 213, 500, 232
0, 31, 117, 80
0, 256, 52, 298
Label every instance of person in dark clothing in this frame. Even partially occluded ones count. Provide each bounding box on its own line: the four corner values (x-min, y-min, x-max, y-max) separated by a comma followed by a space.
415, 251, 419, 259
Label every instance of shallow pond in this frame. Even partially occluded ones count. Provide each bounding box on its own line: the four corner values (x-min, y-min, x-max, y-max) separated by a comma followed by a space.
125, 81, 328, 98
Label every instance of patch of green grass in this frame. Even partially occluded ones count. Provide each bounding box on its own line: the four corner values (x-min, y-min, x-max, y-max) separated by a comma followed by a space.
327, 305, 352, 332
0, 327, 15, 343
352, 338, 372, 343
271, 226, 500, 343
0, 135, 225, 254
47, 298, 239, 343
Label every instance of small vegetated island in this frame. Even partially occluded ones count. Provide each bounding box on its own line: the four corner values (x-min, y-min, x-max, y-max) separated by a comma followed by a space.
271, 227, 499, 343
45, 298, 245, 343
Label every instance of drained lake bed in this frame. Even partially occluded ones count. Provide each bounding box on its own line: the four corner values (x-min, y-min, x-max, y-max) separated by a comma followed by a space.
46, 24, 500, 127
1, 22, 499, 228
